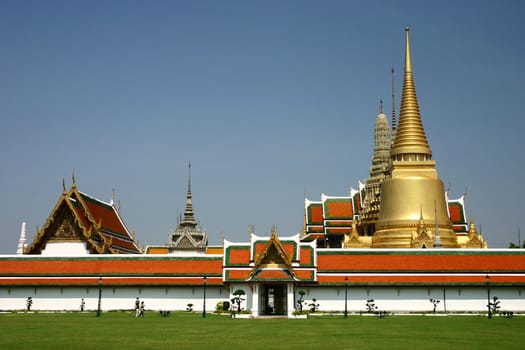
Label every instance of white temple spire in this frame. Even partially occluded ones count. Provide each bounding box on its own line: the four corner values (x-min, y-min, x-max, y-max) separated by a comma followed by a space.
16, 222, 27, 255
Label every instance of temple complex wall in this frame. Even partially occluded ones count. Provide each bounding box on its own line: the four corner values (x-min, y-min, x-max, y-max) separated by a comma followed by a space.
297, 286, 525, 313
0, 285, 228, 312
1, 284, 523, 314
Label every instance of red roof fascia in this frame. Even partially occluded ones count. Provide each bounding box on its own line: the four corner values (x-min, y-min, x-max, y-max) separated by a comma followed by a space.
226, 248, 250, 265
318, 253, 525, 272
299, 247, 313, 266
317, 274, 525, 284
306, 226, 324, 233
295, 269, 315, 281
0, 258, 223, 276
252, 269, 293, 281
308, 205, 324, 225
325, 200, 353, 219
226, 269, 250, 281
0, 276, 223, 286
326, 228, 351, 234
448, 204, 464, 223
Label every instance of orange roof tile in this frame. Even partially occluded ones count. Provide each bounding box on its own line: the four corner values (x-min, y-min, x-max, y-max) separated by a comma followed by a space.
325, 200, 353, 219
318, 251, 525, 272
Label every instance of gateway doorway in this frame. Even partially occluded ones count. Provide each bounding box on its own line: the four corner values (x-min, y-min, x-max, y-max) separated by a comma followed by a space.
260, 284, 287, 315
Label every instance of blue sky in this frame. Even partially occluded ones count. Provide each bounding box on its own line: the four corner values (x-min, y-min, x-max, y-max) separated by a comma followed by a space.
0, 0, 524, 253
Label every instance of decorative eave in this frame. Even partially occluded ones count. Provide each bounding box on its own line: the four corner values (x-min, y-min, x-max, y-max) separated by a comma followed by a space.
248, 228, 297, 281
69, 188, 112, 253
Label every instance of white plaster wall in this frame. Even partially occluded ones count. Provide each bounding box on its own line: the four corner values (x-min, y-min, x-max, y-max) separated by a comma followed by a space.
41, 242, 89, 256
0, 286, 228, 312
294, 286, 525, 313
1, 285, 523, 314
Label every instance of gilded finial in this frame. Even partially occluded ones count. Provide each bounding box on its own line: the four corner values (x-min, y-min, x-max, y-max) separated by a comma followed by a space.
271, 225, 278, 238
379, 99, 383, 114
62, 178, 67, 195
72, 170, 77, 188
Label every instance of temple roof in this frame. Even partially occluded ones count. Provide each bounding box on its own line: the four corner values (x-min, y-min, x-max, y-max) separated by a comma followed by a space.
25, 182, 141, 254
224, 230, 317, 283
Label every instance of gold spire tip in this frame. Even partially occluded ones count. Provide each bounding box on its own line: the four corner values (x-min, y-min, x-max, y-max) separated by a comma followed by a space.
405, 26, 409, 32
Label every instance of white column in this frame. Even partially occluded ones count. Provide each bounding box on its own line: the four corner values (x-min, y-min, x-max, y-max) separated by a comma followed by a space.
286, 283, 295, 317
251, 283, 259, 316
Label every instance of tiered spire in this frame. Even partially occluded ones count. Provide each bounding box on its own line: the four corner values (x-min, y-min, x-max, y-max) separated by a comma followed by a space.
358, 100, 391, 235
390, 27, 432, 159
181, 162, 197, 226
168, 162, 208, 251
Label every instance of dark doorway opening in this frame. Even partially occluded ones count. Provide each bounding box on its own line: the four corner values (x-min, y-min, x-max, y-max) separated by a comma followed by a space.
260, 284, 287, 315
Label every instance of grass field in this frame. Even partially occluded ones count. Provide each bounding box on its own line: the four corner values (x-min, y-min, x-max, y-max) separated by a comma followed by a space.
0, 312, 523, 350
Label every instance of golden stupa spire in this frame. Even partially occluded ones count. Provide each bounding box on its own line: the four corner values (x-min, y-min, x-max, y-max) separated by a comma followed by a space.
372, 28, 459, 249
391, 27, 432, 159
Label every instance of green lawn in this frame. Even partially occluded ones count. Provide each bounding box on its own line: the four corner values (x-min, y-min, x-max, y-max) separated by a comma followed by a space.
0, 312, 522, 350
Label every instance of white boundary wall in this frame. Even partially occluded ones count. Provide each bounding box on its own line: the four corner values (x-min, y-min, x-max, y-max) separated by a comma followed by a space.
0, 286, 230, 312
3, 284, 523, 314
292, 286, 525, 313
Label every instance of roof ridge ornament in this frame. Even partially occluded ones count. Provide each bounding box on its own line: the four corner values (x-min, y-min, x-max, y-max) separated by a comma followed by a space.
72, 170, 77, 189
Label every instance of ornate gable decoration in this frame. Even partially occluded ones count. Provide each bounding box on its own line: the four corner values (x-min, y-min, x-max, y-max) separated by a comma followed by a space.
248, 228, 297, 281
411, 213, 434, 248
465, 218, 488, 249
50, 209, 84, 241
343, 221, 365, 248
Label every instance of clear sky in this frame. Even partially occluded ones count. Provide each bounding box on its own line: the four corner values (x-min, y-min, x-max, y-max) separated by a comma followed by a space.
0, 0, 524, 254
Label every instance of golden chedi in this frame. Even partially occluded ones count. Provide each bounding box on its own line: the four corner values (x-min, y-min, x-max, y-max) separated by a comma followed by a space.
372, 28, 459, 248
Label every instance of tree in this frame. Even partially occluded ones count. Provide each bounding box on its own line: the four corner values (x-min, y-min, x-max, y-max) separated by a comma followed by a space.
429, 298, 440, 313
508, 241, 525, 248
308, 298, 319, 312
366, 299, 377, 313
296, 290, 306, 312
232, 289, 246, 313
489, 296, 501, 315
